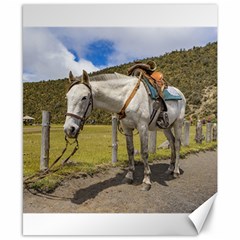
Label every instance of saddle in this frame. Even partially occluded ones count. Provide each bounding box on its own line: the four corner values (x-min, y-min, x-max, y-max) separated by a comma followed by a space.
127, 61, 168, 110
127, 61, 169, 128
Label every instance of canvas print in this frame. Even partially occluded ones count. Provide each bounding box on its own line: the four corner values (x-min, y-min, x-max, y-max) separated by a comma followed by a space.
23, 23, 217, 214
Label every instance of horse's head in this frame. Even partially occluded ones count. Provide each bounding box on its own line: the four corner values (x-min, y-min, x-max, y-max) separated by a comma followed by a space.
64, 70, 93, 138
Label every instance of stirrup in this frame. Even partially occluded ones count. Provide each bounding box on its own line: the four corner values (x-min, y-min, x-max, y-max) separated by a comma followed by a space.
156, 112, 169, 128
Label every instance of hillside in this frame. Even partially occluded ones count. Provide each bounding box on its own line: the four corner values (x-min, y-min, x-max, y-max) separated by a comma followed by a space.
23, 42, 217, 124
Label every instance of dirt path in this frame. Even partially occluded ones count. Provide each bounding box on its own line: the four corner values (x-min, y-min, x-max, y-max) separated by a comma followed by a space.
23, 151, 217, 213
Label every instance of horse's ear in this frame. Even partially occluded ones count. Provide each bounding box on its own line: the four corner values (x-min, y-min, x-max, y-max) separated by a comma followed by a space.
69, 71, 75, 83
82, 70, 90, 86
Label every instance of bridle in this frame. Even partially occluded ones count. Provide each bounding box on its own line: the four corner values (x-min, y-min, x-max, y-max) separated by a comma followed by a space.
65, 80, 93, 130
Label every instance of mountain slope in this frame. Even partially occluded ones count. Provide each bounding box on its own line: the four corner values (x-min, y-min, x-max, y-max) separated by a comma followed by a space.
23, 42, 217, 124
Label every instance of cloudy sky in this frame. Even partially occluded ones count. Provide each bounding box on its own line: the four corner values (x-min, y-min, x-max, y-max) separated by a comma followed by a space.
23, 27, 217, 82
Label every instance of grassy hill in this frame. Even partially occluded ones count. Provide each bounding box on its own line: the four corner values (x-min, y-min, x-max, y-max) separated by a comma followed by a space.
23, 42, 217, 124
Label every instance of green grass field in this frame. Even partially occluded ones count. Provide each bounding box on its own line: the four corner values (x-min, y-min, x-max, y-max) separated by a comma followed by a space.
23, 124, 217, 192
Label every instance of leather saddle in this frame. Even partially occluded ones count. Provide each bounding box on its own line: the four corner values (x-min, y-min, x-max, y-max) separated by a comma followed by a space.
127, 61, 169, 128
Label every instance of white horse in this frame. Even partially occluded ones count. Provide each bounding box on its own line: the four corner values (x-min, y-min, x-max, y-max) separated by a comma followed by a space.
64, 70, 186, 191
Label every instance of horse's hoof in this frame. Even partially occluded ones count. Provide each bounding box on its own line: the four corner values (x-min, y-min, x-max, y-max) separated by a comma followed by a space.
141, 183, 151, 191
122, 177, 133, 184
173, 172, 180, 178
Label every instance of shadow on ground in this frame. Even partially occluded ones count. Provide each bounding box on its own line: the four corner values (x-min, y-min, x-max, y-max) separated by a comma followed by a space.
71, 162, 183, 205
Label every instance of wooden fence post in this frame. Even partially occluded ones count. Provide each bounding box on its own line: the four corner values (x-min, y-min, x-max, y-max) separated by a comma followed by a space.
112, 114, 118, 163
206, 122, 213, 143
195, 120, 204, 144
40, 111, 51, 170
183, 121, 190, 146
149, 131, 157, 153
212, 123, 217, 141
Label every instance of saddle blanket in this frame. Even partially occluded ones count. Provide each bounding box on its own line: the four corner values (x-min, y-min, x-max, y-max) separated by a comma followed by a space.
163, 87, 182, 101
141, 77, 182, 101
141, 77, 159, 100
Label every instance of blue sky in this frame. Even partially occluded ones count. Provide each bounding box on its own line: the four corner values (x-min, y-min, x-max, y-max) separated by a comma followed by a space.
23, 27, 217, 82
85, 40, 115, 67
68, 48, 80, 62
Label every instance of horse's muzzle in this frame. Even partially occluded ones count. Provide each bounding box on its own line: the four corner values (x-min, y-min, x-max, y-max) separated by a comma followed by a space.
64, 124, 80, 138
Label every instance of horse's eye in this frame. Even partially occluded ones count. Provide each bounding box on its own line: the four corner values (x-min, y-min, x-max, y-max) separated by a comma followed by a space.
81, 96, 87, 100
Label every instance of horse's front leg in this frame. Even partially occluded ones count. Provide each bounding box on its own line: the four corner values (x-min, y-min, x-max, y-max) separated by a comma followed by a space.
122, 127, 135, 184
139, 124, 151, 191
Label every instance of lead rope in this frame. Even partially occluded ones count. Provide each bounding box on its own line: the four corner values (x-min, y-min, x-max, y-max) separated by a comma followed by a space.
23, 136, 79, 187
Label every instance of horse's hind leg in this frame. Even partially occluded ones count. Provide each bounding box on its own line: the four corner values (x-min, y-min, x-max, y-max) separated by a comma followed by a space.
122, 127, 135, 184
173, 118, 184, 177
163, 128, 176, 174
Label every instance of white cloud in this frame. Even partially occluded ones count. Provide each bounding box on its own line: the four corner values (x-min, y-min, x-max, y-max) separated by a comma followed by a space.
50, 27, 217, 66
23, 28, 99, 82
23, 27, 217, 82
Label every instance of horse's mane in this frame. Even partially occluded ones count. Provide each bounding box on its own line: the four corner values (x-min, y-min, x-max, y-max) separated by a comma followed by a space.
89, 73, 133, 82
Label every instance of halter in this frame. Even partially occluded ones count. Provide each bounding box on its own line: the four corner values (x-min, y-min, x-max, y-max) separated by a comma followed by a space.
65, 80, 93, 130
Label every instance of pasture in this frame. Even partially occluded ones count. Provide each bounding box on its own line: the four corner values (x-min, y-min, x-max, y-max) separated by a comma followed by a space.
23, 124, 217, 192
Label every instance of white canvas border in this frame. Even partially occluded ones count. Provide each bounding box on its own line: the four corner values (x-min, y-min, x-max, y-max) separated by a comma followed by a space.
23, 4, 217, 27
23, 213, 196, 236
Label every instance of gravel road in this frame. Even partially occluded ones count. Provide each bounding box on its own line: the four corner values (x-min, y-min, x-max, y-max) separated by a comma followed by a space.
23, 151, 217, 213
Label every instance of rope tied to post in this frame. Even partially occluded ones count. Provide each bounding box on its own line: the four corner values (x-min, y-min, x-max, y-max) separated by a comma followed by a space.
23, 136, 79, 187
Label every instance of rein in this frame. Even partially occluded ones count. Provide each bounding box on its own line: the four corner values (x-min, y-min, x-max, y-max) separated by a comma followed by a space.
23, 136, 79, 187
24, 81, 91, 188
